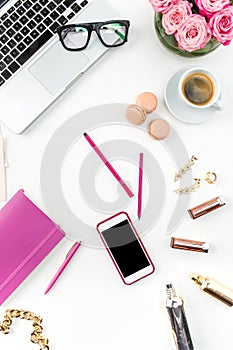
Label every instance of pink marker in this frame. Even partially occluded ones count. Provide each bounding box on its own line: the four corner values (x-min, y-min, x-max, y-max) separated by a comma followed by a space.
137, 153, 144, 220
84, 132, 134, 198
44, 241, 81, 294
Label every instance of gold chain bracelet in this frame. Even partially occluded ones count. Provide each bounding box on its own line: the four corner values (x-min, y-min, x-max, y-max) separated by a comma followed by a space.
0, 309, 49, 350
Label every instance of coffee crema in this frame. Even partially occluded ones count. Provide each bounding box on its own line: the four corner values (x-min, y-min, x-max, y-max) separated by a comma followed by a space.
182, 73, 215, 106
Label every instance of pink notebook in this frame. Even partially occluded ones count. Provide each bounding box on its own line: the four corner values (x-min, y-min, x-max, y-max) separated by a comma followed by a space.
0, 189, 65, 304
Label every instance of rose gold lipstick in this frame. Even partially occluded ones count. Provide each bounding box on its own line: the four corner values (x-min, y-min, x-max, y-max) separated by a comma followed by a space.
188, 196, 226, 219
171, 237, 209, 253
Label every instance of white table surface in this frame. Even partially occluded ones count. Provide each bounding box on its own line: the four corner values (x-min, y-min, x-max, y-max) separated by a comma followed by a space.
1, 0, 233, 349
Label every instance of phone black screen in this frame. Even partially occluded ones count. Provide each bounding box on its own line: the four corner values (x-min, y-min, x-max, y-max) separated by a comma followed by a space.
102, 219, 150, 278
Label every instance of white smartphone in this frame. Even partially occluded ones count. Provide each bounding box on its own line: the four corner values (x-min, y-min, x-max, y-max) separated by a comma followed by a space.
96, 212, 155, 285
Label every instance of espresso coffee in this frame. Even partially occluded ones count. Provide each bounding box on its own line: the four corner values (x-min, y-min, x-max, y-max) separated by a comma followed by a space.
182, 73, 214, 106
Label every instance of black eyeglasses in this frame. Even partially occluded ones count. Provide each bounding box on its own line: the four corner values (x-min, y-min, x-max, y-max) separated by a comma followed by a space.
57, 20, 130, 51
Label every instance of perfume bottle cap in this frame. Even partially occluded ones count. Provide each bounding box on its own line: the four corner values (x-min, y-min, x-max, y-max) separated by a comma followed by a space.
190, 273, 198, 281
190, 274, 204, 285
166, 283, 177, 299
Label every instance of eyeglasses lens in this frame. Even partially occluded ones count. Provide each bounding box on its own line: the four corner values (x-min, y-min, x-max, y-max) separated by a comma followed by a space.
61, 26, 89, 49
99, 22, 127, 46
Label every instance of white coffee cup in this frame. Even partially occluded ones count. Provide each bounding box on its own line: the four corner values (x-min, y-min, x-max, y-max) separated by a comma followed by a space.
178, 67, 223, 111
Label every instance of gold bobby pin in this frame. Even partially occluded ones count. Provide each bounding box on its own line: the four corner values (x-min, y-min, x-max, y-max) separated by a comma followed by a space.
174, 156, 198, 182
0, 309, 49, 350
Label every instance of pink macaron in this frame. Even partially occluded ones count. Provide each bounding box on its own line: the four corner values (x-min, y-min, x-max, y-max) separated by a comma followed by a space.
148, 119, 170, 140
136, 92, 158, 114
126, 104, 147, 125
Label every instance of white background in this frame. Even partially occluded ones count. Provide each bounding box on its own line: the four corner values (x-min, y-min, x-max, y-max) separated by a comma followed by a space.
1, 0, 233, 349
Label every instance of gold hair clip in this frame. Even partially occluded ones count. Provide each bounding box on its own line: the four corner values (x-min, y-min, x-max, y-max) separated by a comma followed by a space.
0, 309, 49, 350
174, 156, 198, 182
205, 172, 217, 184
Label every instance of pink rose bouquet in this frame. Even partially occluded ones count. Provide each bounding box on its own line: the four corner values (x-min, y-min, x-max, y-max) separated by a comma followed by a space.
150, 0, 179, 14
175, 14, 211, 51
209, 6, 233, 44
162, 0, 193, 34
195, 0, 230, 18
149, 0, 233, 55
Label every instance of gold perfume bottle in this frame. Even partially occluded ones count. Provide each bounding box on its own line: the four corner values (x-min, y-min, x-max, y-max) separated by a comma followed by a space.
191, 274, 233, 307
166, 284, 194, 350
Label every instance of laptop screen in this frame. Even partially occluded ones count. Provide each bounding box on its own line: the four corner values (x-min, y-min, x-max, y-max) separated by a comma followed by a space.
0, 0, 9, 9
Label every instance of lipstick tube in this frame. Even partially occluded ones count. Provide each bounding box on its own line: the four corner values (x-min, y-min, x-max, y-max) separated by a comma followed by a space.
191, 274, 233, 307
166, 284, 194, 350
188, 196, 226, 219
170, 237, 209, 253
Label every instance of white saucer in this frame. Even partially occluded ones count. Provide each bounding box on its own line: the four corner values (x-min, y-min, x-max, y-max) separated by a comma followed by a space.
164, 67, 220, 124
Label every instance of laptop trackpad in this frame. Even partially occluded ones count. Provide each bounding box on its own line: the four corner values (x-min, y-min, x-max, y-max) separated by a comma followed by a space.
29, 41, 90, 95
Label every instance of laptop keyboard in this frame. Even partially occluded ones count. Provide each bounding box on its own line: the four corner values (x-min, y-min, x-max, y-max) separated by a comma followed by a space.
0, 0, 88, 87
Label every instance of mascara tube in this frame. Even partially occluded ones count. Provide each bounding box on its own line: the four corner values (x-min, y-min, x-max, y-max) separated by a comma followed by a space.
191, 274, 233, 307
166, 284, 194, 350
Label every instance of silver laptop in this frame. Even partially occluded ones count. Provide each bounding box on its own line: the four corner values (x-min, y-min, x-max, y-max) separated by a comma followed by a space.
0, 0, 119, 133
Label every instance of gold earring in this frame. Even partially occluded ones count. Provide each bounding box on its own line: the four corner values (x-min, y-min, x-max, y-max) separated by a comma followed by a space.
205, 172, 217, 184
174, 178, 201, 195
174, 156, 198, 182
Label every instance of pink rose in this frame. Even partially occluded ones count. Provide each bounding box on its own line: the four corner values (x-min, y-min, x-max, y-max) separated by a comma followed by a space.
150, 0, 178, 14
195, 0, 230, 18
162, 0, 193, 34
208, 6, 233, 45
175, 14, 211, 51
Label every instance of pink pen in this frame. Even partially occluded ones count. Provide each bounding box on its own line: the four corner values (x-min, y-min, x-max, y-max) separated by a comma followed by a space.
44, 241, 81, 294
84, 132, 134, 198
137, 153, 144, 220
